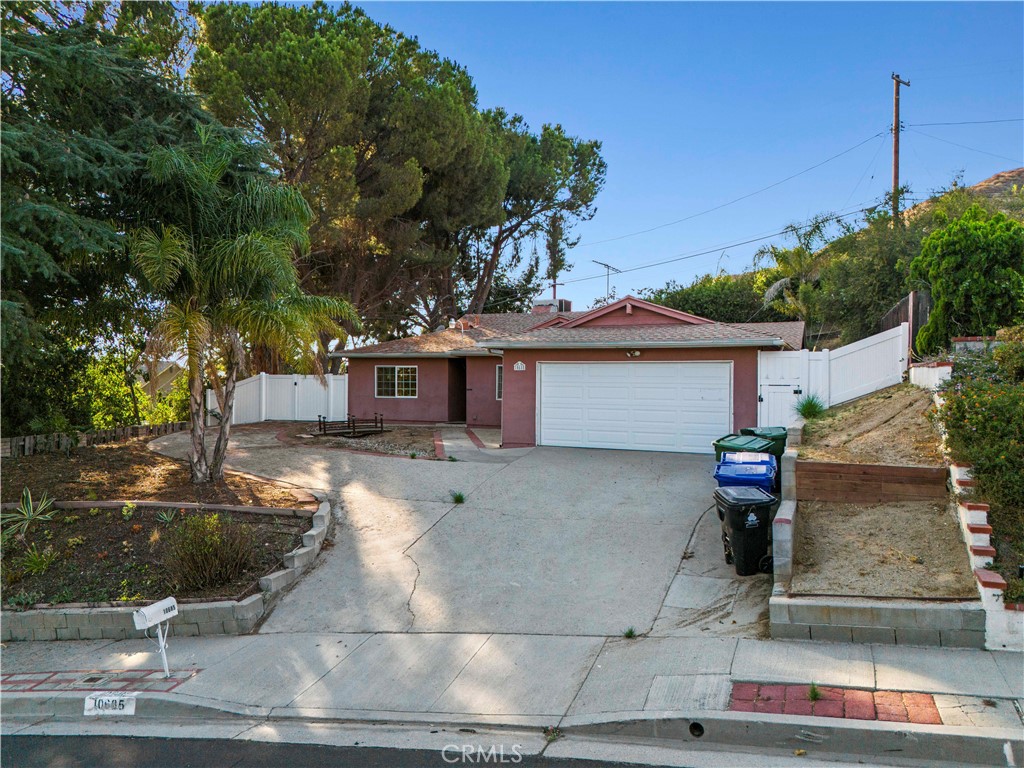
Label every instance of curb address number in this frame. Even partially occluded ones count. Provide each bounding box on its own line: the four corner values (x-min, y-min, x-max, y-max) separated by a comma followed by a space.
84, 692, 137, 716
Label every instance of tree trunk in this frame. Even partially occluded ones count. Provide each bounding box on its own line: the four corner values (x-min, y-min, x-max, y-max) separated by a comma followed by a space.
187, 350, 210, 484
209, 333, 242, 482
468, 226, 505, 314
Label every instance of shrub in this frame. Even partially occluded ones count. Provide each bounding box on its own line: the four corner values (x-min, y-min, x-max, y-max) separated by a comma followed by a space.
18, 544, 58, 575
993, 326, 1024, 383
165, 514, 256, 591
939, 377, 1024, 508
795, 394, 826, 420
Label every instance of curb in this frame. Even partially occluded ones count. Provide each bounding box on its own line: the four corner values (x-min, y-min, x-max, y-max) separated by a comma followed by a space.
566, 711, 1023, 767
3, 692, 1021, 766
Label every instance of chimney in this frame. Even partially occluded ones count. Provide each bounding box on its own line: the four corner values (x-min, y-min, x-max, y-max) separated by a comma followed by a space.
531, 299, 557, 315
557, 299, 572, 312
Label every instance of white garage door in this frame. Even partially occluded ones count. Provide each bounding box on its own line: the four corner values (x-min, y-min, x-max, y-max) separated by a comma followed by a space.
538, 362, 732, 454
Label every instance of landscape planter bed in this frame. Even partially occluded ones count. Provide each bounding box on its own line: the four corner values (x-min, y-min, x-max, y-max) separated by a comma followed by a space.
1, 497, 333, 641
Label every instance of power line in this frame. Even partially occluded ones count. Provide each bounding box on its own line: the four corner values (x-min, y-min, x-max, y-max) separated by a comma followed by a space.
907, 128, 1023, 164
906, 118, 1024, 127
562, 201, 880, 286
571, 130, 888, 249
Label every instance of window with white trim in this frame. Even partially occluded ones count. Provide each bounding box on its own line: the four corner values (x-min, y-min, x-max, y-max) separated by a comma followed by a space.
496, 364, 503, 400
376, 365, 417, 398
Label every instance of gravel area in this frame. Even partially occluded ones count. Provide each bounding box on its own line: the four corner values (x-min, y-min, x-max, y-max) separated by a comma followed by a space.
791, 499, 976, 599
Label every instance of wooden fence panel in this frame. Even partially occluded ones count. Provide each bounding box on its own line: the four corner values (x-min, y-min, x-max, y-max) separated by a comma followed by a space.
1, 421, 188, 457
795, 460, 948, 503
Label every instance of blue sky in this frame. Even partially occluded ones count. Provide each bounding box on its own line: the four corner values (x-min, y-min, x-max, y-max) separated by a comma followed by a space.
359, 1, 1024, 309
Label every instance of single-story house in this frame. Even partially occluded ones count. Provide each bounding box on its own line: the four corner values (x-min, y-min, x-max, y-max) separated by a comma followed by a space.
339, 296, 804, 454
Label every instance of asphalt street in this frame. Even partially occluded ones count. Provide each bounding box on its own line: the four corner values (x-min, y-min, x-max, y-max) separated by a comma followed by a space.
3, 736, 667, 768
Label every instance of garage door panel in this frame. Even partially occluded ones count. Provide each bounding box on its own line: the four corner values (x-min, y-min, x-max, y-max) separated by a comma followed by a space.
587, 386, 631, 401
539, 362, 731, 455
632, 385, 678, 401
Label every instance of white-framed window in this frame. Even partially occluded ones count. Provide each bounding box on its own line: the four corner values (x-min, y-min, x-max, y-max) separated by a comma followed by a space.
375, 365, 418, 398
495, 364, 503, 400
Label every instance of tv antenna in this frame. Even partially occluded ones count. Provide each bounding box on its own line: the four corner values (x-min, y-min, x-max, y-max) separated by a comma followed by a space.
592, 260, 622, 299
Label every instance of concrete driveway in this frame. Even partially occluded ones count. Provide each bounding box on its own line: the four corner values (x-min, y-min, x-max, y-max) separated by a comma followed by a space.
152, 427, 769, 638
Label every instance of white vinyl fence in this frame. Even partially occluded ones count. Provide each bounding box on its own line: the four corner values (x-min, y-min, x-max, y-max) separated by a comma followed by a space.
206, 373, 348, 426
757, 323, 910, 426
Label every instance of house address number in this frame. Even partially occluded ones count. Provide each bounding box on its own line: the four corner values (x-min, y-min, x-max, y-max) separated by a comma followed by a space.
513, 361, 526, 371
84, 691, 137, 716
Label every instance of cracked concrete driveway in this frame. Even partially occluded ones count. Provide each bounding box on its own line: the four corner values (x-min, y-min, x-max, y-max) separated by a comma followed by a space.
152, 427, 769, 637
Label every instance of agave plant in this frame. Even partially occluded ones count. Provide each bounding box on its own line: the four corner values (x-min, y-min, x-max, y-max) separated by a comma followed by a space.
1, 488, 56, 544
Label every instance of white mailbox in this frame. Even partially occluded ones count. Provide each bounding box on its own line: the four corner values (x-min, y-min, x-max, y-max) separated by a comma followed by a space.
132, 596, 178, 630
133, 596, 177, 678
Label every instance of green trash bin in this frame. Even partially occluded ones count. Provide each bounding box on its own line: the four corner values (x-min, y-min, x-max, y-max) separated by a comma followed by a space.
739, 426, 788, 458
713, 434, 774, 462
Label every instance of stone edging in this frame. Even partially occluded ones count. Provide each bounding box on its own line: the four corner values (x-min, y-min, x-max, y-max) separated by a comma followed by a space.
257, 496, 331, 595
950, 462, 1024, 651
0, 494, 333, 642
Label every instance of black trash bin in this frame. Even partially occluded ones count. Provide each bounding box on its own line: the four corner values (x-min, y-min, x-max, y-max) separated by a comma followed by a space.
713, 486, 778, 576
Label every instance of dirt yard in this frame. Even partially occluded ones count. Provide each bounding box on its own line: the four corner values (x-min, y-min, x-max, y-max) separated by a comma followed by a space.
0, 439, 315, 508
281, 423, 440, 458
791, 499, 976, 599
799, 384, 945, 466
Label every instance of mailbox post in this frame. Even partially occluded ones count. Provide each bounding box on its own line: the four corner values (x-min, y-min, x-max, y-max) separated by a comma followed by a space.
132, 596, 178, 678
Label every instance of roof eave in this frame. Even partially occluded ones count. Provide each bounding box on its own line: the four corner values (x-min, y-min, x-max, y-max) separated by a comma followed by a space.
477, 338, 784, 350
333, 351, 458, 359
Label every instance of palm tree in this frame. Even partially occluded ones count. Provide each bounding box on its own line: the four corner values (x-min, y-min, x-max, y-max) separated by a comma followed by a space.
131, 126, 358, 482
756, 213, 845, 323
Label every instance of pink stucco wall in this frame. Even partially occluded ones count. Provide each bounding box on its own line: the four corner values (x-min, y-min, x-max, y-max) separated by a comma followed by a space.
466, 356, 503, 427
347, 357, 452, 423
499, 347, 763, 448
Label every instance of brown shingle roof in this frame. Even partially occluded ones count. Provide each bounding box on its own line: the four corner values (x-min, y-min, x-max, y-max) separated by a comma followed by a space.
477, 322, 800, 349
341, 314, 804, 357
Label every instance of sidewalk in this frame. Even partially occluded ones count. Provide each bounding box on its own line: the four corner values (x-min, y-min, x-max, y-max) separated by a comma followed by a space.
3, 632, 1021, 730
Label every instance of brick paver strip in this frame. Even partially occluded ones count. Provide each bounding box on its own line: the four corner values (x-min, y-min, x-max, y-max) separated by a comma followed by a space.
812, 699, 844, 718
731, 682, 759, 701
730, 683, 951, 725
0, 669, 199, 693
907, 705, 942, 725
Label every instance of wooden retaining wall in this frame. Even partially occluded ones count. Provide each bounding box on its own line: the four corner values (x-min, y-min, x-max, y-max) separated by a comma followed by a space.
795, 460, 948, 503
1, 422, 189, 458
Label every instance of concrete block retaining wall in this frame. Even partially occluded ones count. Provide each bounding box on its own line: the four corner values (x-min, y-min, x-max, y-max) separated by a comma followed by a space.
1, 595, 265, 642
769, 594, 986, 648
0, 498, 333, 642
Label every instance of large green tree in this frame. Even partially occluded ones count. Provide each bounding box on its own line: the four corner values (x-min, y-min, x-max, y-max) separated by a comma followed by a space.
0, 4, 209, 434
189, 2, 605, 344
911, 205, 1024, 353
130, 126, 358, 482
643, 270, 790, 323
191, 1, 507, 343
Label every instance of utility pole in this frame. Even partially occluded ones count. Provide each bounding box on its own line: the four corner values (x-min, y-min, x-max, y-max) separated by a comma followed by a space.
891, 72, 910, 224
591, 260, 621, 301
550, 278, 564, 303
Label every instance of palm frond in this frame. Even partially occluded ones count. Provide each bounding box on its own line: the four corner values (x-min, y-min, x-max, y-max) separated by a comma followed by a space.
129, 225, 193, 292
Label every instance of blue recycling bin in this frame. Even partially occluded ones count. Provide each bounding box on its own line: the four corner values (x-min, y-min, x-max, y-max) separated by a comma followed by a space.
720, 451, 777, 471
719, 451, 780, 493
713, 461, 776, 492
